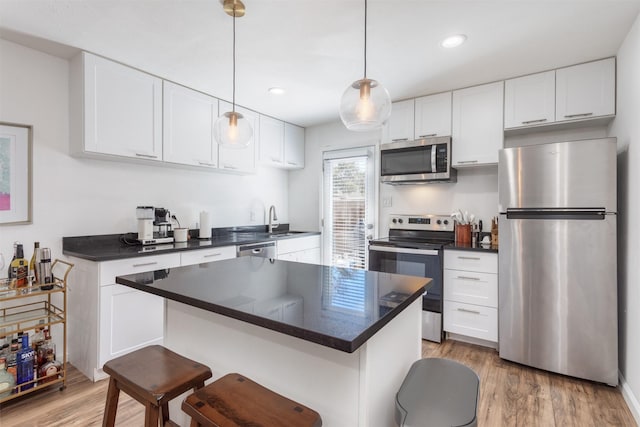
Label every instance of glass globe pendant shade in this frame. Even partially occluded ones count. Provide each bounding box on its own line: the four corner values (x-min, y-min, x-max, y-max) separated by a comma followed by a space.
339, 78, 391, 131
214, 111, 252, 148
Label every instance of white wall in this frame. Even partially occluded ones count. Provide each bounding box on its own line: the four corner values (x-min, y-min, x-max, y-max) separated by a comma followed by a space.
0, 39, 289, 273
608, 13, 640, 421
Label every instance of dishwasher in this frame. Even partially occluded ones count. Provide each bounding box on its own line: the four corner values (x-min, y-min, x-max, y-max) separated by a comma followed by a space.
236, 241, 277, 259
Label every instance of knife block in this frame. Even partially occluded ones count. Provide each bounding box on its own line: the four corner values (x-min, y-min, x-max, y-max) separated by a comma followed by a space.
455, 224, 472, 244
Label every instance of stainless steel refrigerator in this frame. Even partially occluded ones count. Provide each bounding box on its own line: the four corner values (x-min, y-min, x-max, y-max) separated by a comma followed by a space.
498, 138, 618, 386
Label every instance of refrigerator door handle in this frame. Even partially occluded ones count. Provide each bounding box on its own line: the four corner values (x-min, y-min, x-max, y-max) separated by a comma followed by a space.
505, 208, 607, 220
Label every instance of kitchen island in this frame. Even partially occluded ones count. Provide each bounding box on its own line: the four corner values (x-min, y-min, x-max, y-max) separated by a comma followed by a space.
116, 257, 430, 427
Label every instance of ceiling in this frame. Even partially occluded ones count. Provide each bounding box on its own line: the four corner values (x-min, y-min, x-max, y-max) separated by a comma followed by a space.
1, 0, 639, 128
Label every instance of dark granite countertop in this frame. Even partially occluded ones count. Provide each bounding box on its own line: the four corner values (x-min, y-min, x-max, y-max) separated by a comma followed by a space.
63, 224, 320, 261
115, 257, 431, 353
446, 242, 499, 253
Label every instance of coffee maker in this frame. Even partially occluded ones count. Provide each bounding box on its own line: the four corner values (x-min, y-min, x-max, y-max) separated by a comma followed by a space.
136, 206, 174, 245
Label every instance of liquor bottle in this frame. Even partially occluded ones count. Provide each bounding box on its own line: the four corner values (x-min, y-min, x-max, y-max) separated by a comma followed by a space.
7, 242, 17, 278
0, 357, 16, 398
6, 338, 18, 387
37, 352, 62, 385
9, 244, 28, 288
16, 334, 35, 391
29, 242, 40, 283
32, 326, 45, 369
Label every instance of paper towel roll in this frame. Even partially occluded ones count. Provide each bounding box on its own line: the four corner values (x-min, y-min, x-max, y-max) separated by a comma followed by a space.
199, 211, 212, 239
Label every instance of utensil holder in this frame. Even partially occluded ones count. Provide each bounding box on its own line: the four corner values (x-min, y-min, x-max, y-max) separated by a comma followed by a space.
455, 224, 472, 244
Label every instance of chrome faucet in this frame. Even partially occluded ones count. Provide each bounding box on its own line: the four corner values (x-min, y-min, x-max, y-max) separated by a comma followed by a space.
268, 205, 279, 234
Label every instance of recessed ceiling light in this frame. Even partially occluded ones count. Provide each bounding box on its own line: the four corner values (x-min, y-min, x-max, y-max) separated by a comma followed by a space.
441, 34, 467, 49
268, 87, 285, 95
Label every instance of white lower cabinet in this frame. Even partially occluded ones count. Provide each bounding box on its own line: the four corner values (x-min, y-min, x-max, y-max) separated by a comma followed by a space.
69, 248, 236, 381
276, 235, 321, 264
443, 250, 498, 345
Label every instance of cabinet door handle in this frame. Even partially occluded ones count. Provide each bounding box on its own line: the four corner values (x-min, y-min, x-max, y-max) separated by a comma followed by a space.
287, 161, 297, 166
135, 153, 158, 159
271, 157, 283, 163
457, 160, 478, 164
564, 112, 594, 118
223, 164, 238, 170
457, 256, 481, 260
419, 133, 437, 138
457, 275, 481, 281
198, 161, 216, 167
521, 118, 547, 124
457, 308, 481, 314
204, 253, 222, 258
132, 261, 158, 268
392, 138, 409, 142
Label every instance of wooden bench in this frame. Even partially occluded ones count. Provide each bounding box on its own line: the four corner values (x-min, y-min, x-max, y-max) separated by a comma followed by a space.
182, 373, 322, 427
102, 345, 212, 427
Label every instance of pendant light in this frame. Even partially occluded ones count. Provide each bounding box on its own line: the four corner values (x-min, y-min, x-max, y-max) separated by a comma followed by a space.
339, 0, 391, 131
214, 0, 252, 148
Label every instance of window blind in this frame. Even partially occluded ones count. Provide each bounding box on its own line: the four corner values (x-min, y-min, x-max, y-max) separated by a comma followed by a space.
323, 155, 368, 269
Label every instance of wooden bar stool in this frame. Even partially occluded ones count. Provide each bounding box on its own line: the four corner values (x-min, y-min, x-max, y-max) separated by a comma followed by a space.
182, 373, 322, 427
102, 345, 212, 427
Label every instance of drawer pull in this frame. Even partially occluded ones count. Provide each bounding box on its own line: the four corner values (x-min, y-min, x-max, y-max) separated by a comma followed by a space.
457, 308, 481, 314
521, 118, 547, 124
564, 112, 593, 118
135, 153, 158, 159
457, 160, 478, 164
457, 276, 480, 281
457, 256, 481, 260
132, 261, 158, 268
204, 253, 223, 258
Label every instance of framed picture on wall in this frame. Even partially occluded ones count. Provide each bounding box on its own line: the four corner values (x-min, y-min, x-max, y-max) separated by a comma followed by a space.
0, 122, 32, 225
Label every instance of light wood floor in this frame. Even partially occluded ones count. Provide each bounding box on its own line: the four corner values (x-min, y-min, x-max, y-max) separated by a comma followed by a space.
0, 339, 636, 426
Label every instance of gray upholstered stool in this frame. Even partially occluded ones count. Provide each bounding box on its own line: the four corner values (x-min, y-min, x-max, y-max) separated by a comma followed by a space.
395, 358, 479, 427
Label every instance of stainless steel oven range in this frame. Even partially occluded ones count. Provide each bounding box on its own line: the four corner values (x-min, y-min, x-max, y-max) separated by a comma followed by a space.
368, 214, 454, 343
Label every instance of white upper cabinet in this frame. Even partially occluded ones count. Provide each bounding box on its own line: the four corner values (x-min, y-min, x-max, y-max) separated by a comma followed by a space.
72, 52, 163, 160
163, 81, 218, 168
284, 123, 305, 169
384, 99, 415, 143
218, 101, 258, 173
259, 115, 285, 166
556, 57, 615, 122
414, 92, 452, 138
452, 81, 504, 167
504, 70, 555, 129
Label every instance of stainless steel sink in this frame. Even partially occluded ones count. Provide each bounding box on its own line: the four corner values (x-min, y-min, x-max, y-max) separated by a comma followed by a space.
268, 231, 306, 238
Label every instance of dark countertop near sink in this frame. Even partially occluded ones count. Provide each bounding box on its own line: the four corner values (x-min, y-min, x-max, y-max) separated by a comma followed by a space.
115, 257, 431, 353
63, 224, 320, 262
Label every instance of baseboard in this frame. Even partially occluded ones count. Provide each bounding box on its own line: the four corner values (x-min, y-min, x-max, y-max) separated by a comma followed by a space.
445, 332, 498, 350
620, 371, 640, 425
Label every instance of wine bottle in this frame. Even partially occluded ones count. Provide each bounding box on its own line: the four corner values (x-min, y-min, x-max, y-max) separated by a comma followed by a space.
29, 242, 40, 283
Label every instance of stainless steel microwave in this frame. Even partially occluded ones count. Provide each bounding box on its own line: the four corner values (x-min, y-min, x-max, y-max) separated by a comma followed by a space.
380, 136, 456, 184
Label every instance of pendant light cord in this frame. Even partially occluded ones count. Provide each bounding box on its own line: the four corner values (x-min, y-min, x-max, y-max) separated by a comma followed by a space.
232, 4, 236, 113
363, 0, 367, 79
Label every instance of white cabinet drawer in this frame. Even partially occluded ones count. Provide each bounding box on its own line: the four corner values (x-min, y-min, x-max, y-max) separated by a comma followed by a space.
444, 270, 497, 308
180, 246, 236, 266
443, 301, 497, 342
277, 235, 320, 255
444, 250, 497, 274
99, 253, 181, 285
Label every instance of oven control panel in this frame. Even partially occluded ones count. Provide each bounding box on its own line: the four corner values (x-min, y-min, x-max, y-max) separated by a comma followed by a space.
389, 214, 454, 231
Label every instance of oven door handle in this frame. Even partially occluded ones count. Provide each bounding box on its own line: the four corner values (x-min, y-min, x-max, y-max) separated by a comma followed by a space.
369, 245, 439, 256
